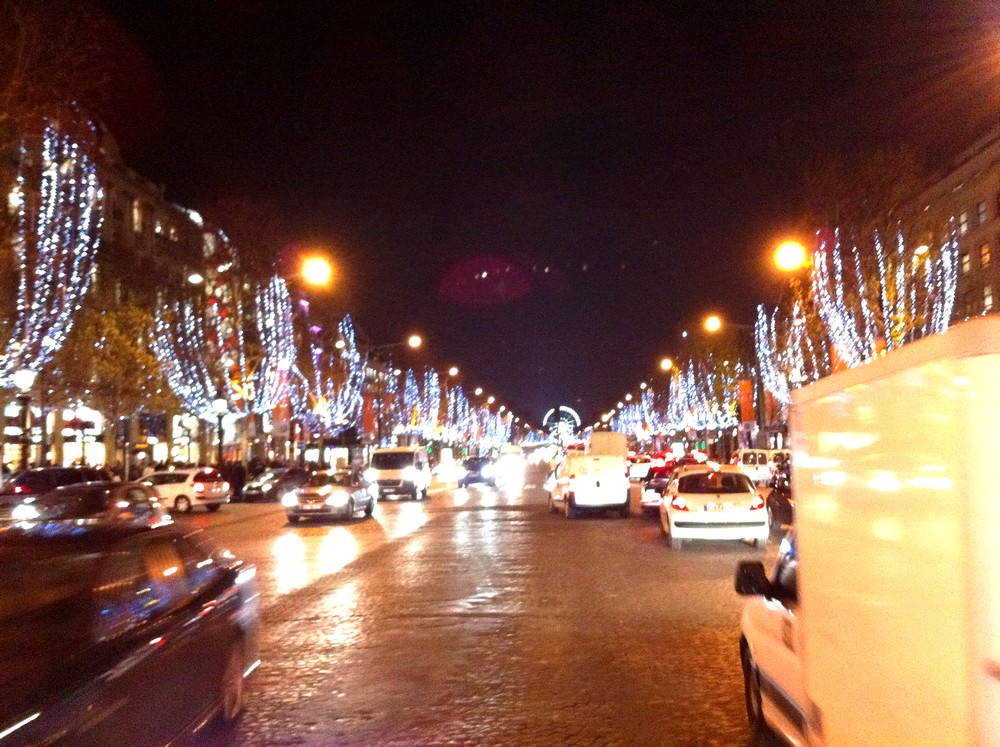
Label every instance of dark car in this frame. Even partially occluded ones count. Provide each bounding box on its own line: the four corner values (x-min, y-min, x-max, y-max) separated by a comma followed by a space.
0, 522, 260, 746
457, 457, 496, 488
0, 466, 113, 497
765, 462, 794, 529
2, 481, 167, 526
241, 467, 308, 502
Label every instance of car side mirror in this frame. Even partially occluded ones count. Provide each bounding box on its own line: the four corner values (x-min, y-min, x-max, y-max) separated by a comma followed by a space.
734, 561, 771, 597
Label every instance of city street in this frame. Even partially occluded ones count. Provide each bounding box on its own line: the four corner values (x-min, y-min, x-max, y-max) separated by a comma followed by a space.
173, 466, 780, 747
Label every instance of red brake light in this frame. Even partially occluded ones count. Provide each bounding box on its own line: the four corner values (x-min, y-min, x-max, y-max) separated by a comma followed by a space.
569, 473, 576, 480
193, 482, 205, 494
751, 494, 765, 510
13, 485, 27, 494
670, 496, 689, 511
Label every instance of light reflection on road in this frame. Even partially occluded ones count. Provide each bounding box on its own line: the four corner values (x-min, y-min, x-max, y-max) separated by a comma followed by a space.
378, 501, 429, 539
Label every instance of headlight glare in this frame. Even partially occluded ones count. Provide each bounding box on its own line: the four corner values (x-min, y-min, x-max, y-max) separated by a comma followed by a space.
281, 491, 299, 507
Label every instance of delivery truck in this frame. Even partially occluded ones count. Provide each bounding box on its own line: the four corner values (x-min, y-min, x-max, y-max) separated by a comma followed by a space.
735, 316, 1000, 746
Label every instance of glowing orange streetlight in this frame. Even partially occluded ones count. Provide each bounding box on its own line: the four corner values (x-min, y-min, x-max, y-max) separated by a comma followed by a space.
704, 314, 722, 333
448, 366, 459, 377
302, 256, 333, 286
660, 357, 674, 372
774, 240, 808, 272
407, 334, 423, 349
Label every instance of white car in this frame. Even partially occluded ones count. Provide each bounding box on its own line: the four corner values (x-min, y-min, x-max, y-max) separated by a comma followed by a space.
282, 469, 376, 523
735, 532, 803, 745
659, 464, 768, 549
145, 467, 232, 513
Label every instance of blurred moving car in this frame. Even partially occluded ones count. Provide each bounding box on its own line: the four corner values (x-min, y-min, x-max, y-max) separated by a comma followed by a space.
0, 522, 260, 746
457, 457, 497, 488
640, 474, 670, 514
282, 469, 376, 523
735, 531, 801, 744
364, 446, 431, 500
3, 481, 168, 526
0, 466, 113, 498
765, 462, 794, 529
628, 453, 652, 481
144, 467, 232, 513
659, 464, 768, 549
241, 467, 308, 502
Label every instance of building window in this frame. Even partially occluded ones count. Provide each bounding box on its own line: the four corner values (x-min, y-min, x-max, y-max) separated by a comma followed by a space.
168, 225, 179, 242
985, 285, 994, 313
154, 219, 164, 236
978, 200, 988, 225
959, 211, 970, 235
131, 200, 143, 234
962, 251, 971, 274
982, 242, 991, 268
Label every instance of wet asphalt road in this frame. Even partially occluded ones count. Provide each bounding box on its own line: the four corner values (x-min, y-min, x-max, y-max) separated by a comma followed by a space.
176, 467, 781, 746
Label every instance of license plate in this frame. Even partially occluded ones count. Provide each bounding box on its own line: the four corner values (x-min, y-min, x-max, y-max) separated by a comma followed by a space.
300, 504, 322, 510
703, 502, 733, 512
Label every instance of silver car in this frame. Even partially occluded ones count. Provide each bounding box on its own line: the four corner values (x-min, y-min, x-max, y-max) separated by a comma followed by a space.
282, 469, 376, 523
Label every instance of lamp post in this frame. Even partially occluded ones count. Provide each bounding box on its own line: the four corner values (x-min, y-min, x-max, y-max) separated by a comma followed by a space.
212, 396, 228, 467
703, 315, 765, 449
13, 368, 36, 471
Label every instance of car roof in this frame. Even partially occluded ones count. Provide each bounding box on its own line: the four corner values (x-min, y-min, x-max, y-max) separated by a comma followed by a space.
149, 467, 212, 476
0, 521, 177, 550
676, 464, 744, 476
373, 447, 420, 453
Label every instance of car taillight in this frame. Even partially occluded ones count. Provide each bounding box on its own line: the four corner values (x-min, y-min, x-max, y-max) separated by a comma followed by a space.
223, 481, 231, 492
670, 496, 689, 511
751, 494, 765, 510
194, 482, 205, 493
13, 485, 27, 494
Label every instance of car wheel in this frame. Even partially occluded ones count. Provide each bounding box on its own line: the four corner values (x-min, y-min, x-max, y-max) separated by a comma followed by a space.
364, 496, 375, 517
741, 641, 775, 739
218, 641, 246, 726
411, 488, 420, 501
174, 496, 192, 514
347, 498, 355, 518
767, 504, 776, 532
421, 487, 429, 500
206, 503, 221, 512
287, 515, 300, 524
619, 491, 630, 518
566, 499, 579, 519
548, 493, 558, 514
659, 512, 669, 536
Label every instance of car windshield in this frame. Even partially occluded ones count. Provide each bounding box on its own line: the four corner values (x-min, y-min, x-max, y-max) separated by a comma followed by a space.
371, 452, 416, 469
678, 472, 754, 494
304, 472, 353, 487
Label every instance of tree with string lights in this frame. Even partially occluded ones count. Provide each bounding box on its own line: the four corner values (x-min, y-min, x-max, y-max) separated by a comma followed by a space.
291, 314, 363, 438
0, 112, 103, 382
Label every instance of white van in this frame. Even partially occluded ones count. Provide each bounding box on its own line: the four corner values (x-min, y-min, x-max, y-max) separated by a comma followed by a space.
546, 433, 630, 518
730, 448, 772, 485
736, 316, 1000, 746
364, 446, 430, 500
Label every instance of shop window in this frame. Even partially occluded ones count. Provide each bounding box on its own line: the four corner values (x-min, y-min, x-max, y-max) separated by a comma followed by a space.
981, 242, 991, 268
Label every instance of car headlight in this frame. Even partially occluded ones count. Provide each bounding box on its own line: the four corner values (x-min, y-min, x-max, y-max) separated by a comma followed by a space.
481, 465, 494, 478
281, 491, 299, 508
364, 468, 378, 482
12, 503, 40, 521
326, 490, 350, 506
456, 467, 468, 479
402, 466, 419, 482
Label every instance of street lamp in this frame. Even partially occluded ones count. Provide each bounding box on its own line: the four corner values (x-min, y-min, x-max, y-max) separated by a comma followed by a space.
212, 396, 228, 466
702, 315, 763, 448
774, 239, 808, 272
302, 256, 333, 287
448, 366, 459, 377
13, 368, 36, 471
660, 357, 674, 372
407, 334, 422, 349
474, 387, 483, 396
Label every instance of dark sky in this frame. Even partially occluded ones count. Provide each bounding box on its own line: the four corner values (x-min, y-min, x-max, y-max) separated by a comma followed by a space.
96, 0, 1000, 425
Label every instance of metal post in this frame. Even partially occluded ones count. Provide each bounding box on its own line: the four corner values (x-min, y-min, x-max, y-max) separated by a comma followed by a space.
216, 413, 225, 466
17, 393, 30, 471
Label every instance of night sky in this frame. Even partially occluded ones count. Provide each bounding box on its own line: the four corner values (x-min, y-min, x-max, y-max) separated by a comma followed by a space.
95, 0, 1000, 425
